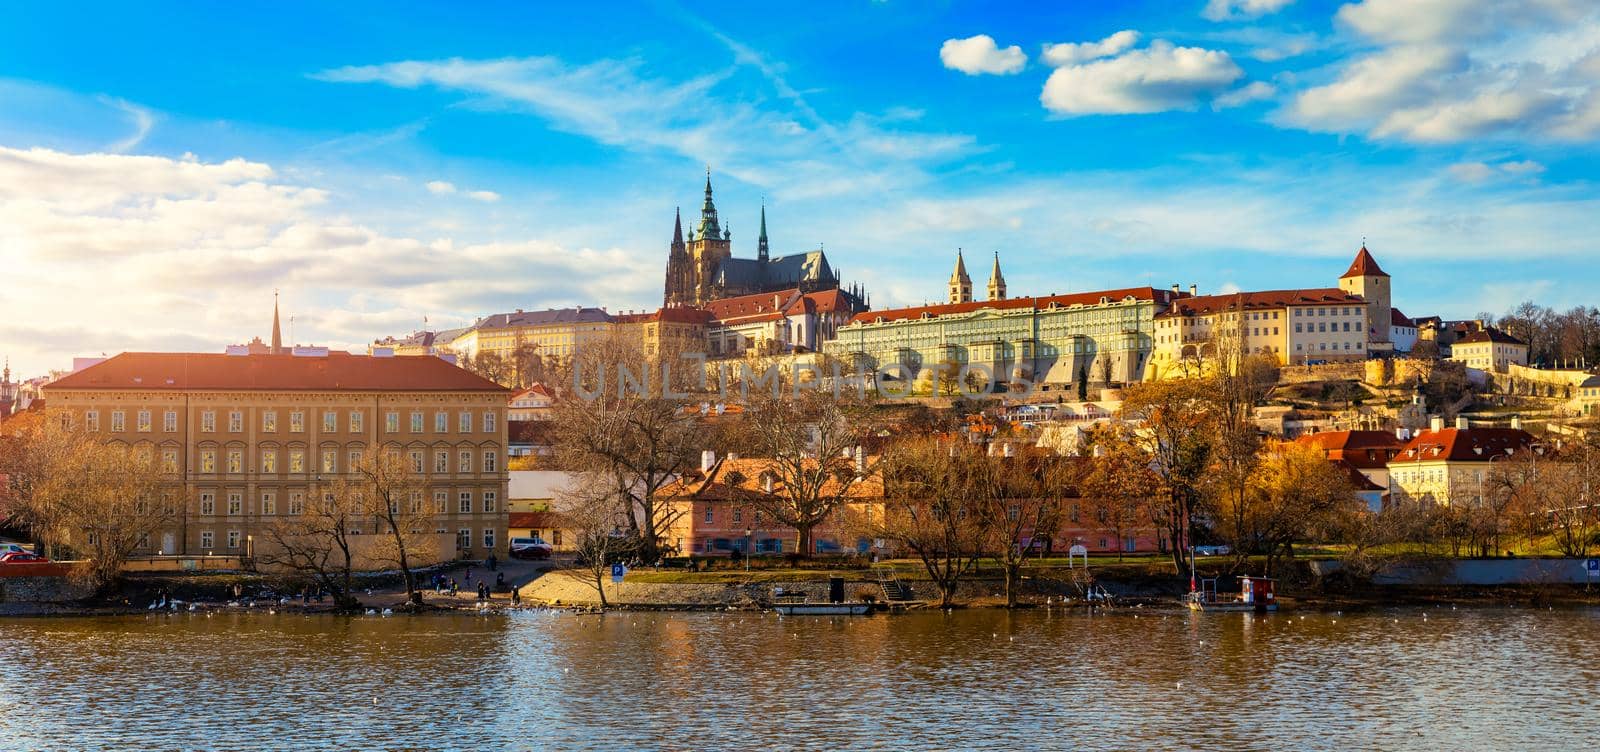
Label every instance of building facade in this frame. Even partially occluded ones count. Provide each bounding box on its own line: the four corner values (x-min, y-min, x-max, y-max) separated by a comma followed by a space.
1339, 246, 1392, 351
43, 352, 510, 561
1388, 420, 1539, 506
705, 287, 859, 357
448, 307, 615, 364
1149, 288, 1373, 374
824, 286, 1183, 392
614, 306, 714, 357
1448, 329, 1530, 374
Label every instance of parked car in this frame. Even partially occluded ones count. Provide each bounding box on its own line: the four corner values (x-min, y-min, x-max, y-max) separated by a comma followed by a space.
0, 551, 49, 564
1193, 545, 1232, 556
509, 537, 554, 560
0, 543, 30, 556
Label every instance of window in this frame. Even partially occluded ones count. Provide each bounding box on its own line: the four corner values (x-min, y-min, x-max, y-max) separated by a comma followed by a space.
409, 450, 424, 474
227, 492, 242, 516
350, 450, 364, 472
552, 530, 562, 547
733, 508, 743, 524
457, 529, 471, 550
161, 449, 179, 474
321, 449, 337, 474
704, 506, 714, 523
289, 448, 305, 473
111, 410, 126, 432
261, 449, 277, 474
459, 491, 473, 514
200, 531, 214, 550
483, 451, 498, 473
164, 410, 177, 433
434, 451, 449, 474
226, 449, 243, 474
228, 411, 243, 432
434, 490, 448, 514
459, 412, 472, 433
483, 491, 497, 513
435, 412, 448, 433
201, 411, 216, 432
200, 492, 216, 516
290, 411, 304, 433
86, 411, 100, 432
288, 491, 305, 515
323, 411, 337, 432
260, 492, 276, 516
227, 531, 241, 549
349, 411, 364, 433
200, 449, 217, 473
136, 410, 152, 432
410, 411, 423, 433
459, 450, 472, 473
385, 412, 400, 433
483, 412, 497, 433
409, 491, 423, 514
262, 411, 277, 432
483, 529, 496, 549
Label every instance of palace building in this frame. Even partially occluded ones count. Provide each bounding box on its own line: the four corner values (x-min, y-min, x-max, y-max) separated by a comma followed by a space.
662, 171, 868, 313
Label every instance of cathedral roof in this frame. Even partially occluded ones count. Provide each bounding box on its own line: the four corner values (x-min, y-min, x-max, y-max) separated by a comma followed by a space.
711, 250, 834, 290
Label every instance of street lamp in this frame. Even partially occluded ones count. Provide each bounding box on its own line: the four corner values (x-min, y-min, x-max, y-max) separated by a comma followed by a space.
744, 528, 753, 571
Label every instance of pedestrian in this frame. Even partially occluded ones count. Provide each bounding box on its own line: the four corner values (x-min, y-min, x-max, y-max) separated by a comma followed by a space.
449, 578, 458, 596
511, 588, 521, 606
495, 572, 506, 591
477, 582, 488, 602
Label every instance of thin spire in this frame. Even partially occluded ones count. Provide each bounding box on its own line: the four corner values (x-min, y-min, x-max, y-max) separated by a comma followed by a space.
271, 291, 283, 354
671, 206, 684, 248
697, 169, 721, 239
758, 202, 769, 262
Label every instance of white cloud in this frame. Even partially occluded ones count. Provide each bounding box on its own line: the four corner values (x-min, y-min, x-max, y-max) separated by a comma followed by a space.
1041, 30, 1140, 67
315, 54, 979, 201
940, 35, 1027, 75
0, 145, 655, 376
425, 180, 456, 195
1283, 0, 1600, 142
1447, 159, 1546, 181
101, 97, 154, 153
1213, 81, 1278, 109
466, 189, 501, 202
1202, 0, 1297, 22
1040, 40, 1244, 115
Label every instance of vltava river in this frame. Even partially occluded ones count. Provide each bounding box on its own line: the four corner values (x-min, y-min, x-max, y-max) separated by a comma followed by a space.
2, 606, 1597, 751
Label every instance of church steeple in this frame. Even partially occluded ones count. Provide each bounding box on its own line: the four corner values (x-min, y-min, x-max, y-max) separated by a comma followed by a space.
949, 249, 972, 304
697, 167, 722, 240
271, 292, 283, 354
987, 251, 1007, 301
757, 202, 769, 262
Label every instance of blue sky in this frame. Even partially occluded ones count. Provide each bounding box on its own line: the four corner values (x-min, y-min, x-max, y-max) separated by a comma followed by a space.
3, 0, 1599, 376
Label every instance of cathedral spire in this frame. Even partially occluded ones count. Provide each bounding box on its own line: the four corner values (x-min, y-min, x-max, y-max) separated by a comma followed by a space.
671, 207, 684, 250
949, 249, 972, 304
271, 291, 283, 354
987, 251, 1007, 301
757, 202, 769, 262
697, 167, 721, 239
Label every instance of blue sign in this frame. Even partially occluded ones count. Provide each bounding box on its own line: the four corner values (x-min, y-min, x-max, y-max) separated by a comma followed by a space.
611, 563, 626, 583
1586, 558, 1599, 576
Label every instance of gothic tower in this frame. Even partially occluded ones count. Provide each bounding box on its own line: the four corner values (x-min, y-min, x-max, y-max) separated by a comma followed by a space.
664, 208, 691, 307
949, 250, 972, 304
686, 169, 732, 306
757, 202, 769, 263
1339, 244, 1392, 345
987, 251, 1007, 301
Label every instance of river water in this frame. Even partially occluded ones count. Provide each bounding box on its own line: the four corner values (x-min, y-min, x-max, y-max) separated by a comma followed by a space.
2, 606, 1597, 751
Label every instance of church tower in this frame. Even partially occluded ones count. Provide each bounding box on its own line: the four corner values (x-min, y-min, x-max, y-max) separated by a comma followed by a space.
987, 251, 1006, 301
684, 169, 732, 306
757, 203, 769, 263
664, 208, 692, 307
271, 292, 283, 354
949, 250, 973, 304
1339, 244, 1392, 346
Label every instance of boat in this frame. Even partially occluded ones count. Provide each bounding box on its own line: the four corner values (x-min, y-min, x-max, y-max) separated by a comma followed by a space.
1186, 576, 1278, 612
771, 601, 874, 616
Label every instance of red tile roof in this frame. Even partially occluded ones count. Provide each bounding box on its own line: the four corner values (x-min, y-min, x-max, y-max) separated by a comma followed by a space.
1340, 246, 1389, 279
705, 288, 855, 325
848, 286, 1175, 326
1390, 308, 1414, 327
1395, 428, 1538, 463
509, 511, 566, 529
1295, 430, 1404, 470
1455, 328, 1527, 346
704, 288, 802, 321
1334, 460, 1387, 491
47, 352, 507, 393
1157, 288, 1362, 319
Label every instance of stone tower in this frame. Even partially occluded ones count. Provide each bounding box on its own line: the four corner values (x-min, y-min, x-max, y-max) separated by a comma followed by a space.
987, 251, 1007, 301
949, 250, 973, 304
664, 208, 692, 307
684, 170, 732, 306
1339, 244, 1391, 346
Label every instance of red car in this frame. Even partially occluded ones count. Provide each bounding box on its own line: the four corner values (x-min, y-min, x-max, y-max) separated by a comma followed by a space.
0, 551, 49, 563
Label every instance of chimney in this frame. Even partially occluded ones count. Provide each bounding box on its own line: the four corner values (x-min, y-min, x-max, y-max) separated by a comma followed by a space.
1189, 284, 1198, 297
701, 450, 716, 472
1171, 284, 1181, 294
855, 445, 866, 473
1002, 443, 1016, 458
1510, 415, 1522, 431
1429, 416, 1444, 432
1456, 416, 1469, 430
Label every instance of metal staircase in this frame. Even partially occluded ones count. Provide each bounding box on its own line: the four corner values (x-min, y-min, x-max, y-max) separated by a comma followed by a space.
874, 567, 915, 602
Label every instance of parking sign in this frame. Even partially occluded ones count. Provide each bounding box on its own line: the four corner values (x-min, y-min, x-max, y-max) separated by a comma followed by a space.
1586, 559, 1599, 578
611, 563, 626, 583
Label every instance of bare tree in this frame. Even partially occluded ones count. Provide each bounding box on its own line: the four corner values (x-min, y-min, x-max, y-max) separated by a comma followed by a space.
349, 446, 435, 606
1118, 378, 1219, 572
555, 473, 638, 610
730, 392, 871, 558
1081, 424, 1159, 562
980, 453, 1065, 607
868, 438, 997, 608
256, 484, 365, 611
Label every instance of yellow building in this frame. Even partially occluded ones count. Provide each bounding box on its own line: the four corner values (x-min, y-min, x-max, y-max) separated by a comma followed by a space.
1149, 288, 1372, 374
614, 306, 713, 357
1578, 376, 1600, 416
44, 351, 510, 561
449, 307, 615, 364
1388, 419, 1538, 506
1448, 329, 1529, 374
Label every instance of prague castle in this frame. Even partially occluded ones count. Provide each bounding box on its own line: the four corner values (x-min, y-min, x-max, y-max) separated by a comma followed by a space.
663, 171, 867, 312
